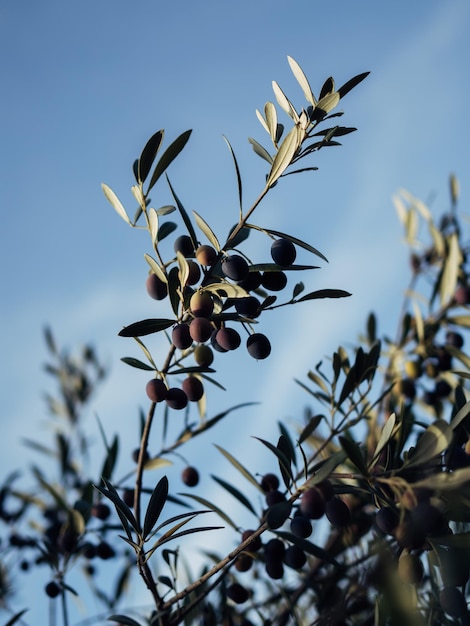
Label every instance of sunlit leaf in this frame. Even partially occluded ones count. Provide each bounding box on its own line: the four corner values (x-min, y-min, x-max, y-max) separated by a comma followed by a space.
193, 211, 220, 251
271, 80, 299, 122
287, 56, 316, 106
264, 101, 279, 145
214, 444, 262, 491
147, 208, 158, 244
256, 108, 270, 134
102, 183, 131, 225
440, 232, 462, 306
143, 457, 173, 471
248, 137, 273, 164
372, 414, 396, 463
144, 254, 167, 284
266, 126, 301, 188
404, 419, 453, 468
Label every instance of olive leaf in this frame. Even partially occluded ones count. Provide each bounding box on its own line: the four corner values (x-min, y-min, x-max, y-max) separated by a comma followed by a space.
138, 129, 164, 184
147, 129, 192, 192
102, 183, 131, 225
119, 319, 175, 338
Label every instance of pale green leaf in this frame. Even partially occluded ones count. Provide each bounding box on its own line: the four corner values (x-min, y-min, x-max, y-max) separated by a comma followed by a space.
372, 414, 396, 462
404, 419, 453, 468
248, 137, 273, 164
102, 183, 131, 225
255, 108, 270, 134
214, 444, 263, 491
315, 91, 340, 116
147, 208, 158, 244
272, 81, 299, 122
440, 232, 462, 307
266, 126, 301, 188
265, 101, 279, 145
144, 254, 167, 284
287, 55, 316, 106
193, 211, 220, 251
176, 251, 189, 289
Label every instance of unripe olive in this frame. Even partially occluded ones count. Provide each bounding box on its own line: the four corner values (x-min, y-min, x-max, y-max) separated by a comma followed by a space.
196, 244, 217, 267
145, 378, 168, 403
404, 359, 422, 379
146, 273, 168, 300
193, 344, 214, 367
190, 291, 214, 317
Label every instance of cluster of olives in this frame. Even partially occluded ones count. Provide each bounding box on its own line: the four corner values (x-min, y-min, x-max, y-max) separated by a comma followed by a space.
143, 235, 303, 408
396, 328, 464, 409
374, 489, 470, 618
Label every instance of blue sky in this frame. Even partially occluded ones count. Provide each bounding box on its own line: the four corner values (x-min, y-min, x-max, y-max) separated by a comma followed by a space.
1, 0, 470, 618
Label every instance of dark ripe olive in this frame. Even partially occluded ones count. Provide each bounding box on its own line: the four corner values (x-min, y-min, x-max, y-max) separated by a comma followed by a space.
261, 473, 280, 492
247, 333, 271, 359
439, 586, 469, 619
146, 273, 168, 300
271, 238, 296, 266
299, 487, 325, 520
145, 378, 168, 403
172, 323, 193, 350
165, 387, 188, 410
215, 327, 241, 351
190, 291, 214, 317
174, 235, 194, 257
290, 515, 313, 538
182, 376, 204, 402
226, 582, 249, 604
283, 545, 306, 570
222, 255, 249, 281
181, 466, 199, 487
189, 317, 213, 343
261, 271, 287, 291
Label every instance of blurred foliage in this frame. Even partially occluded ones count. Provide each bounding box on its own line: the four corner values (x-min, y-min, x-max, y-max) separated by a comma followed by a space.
3, 57, 470, 626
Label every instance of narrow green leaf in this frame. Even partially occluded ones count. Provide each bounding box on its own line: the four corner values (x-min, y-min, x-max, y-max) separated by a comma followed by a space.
253, 437, 293, 484
271, 81, 299, 122
440, 232, 462, 306
299, 415, 323, 444
147, 130, 192, 192
372, 414, 396, 463
120, 357, 154, 372
102, 183, 131, 225
264, 101, 279, 145
181, 493, 238, 530
404, 419, 453, 468
211, 475, 257, 515
147, 208, 158, 244
297, 289, 351, 302
193, 211, 220, 251
214, 444, 262, 491
156, 221, 177, 243
256, 108, 270, 134
166, 176, 198, 249
119, 319, 175, 338
100, 435, 118, 482
248, 137, 273, 164
337, 71, 370, 99
307, 370, 330, 395
3, 610, 29, 626
339, 436, 368, 475
143, 476, 168, 539
308, 450, 347, 485
287, 56, 316, 106
138, 129, 164, 184
266, 126, 301, 188
223, 135, 243, 215
245, 224, 328, 262
275, 531, 339, 566
144, 254, 167, 284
